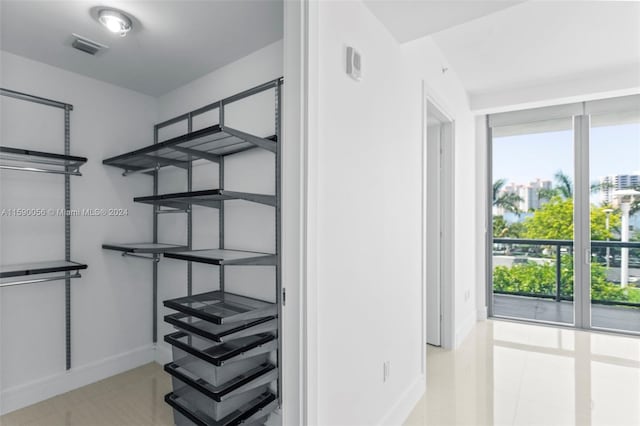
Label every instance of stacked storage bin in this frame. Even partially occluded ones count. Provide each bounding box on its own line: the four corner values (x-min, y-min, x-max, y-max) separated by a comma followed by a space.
163, 291, 278, 425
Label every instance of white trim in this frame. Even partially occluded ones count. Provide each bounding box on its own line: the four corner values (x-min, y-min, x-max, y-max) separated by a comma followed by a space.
154, 343, 172, 365
488, 94, 640, 128
585, 94, 640, 115
423, 87, 456, 350
477, 306, 488, 321
488, 102, 582, 128
0, 344, 155, 415
282, 1, 306, 425
574, 115, 591, 329
442, 124, 456, 350
455, 309, 477, 348
302, 1, 319, 424
420, 82, 427, 372
377, 375, 426, 426
422, 80, 456, 350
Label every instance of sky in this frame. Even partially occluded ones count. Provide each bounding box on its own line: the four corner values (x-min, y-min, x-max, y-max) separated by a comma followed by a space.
493, 123, 640, 187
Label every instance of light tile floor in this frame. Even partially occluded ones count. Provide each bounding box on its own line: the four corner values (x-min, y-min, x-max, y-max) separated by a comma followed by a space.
0, 363, 173, 426
404, 320, 640, 426
2, 320, 639, 426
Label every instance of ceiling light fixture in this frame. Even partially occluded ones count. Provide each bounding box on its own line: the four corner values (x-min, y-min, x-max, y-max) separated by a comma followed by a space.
98, 9, 132, 37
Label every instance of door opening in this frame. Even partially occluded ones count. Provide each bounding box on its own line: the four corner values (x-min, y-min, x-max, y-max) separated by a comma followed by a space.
425, 98, 454, 348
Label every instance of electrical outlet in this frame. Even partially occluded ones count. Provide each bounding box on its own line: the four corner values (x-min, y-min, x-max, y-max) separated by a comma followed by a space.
383, 361, 390, 382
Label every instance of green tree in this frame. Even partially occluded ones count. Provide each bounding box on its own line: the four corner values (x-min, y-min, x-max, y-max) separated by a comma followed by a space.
523, 197, 620, 240
524, 197, 573, 239
493, 179, 523, 214
493, 215, 526, 238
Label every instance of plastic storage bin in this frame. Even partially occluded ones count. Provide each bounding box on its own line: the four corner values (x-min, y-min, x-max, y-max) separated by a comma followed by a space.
168, 361, 275, 422
163, 290, 277, 324
165, 361, 277, 421
165, 391, 277, 426
165, 312, 277, 343
165, 331, 276, 386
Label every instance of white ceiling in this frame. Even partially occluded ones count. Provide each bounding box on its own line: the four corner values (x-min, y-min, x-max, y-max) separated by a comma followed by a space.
431, 1, 640, 98
364, 0, 524, 43
0, 1, 283, 96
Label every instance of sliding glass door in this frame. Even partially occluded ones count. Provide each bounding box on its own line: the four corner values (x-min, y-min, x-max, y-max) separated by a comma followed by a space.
490, 117, 575, 325
488, 95, 640, 334
588, 109, 640, 333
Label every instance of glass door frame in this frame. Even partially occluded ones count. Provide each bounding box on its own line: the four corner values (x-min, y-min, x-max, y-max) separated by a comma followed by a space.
486, 95, 640, 335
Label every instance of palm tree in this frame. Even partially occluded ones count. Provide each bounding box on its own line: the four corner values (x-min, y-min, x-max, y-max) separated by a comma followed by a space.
538, 170, 608, 201
538, 171, 573, 200
493, 179, 523, 214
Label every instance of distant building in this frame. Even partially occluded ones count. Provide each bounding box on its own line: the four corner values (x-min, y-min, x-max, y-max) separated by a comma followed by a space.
599, 173, 640, 205
494, 179, 552, 216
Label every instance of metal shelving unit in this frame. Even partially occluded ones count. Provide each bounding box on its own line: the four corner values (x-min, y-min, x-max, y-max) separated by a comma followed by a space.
0, 88, 86, 370
102, 78, 282, 425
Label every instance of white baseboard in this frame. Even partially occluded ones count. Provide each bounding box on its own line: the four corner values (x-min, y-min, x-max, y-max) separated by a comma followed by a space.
455, 308, 477, 348
377, 375, 426, 426
154, 343, 172, 365
477, 305, 488, 320
0, 344, 156, 415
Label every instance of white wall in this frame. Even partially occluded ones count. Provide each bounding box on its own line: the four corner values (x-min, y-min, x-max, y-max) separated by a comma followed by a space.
0, 51, 157, 414
305, 1, 477, 424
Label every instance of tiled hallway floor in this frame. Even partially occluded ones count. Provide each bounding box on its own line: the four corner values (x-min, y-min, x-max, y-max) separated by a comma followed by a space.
404, 320, 640, 426
0, 363, 173, 426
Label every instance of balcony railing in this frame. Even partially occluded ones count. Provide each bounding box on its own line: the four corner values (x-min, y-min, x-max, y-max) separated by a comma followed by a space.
493, 238, 640, 308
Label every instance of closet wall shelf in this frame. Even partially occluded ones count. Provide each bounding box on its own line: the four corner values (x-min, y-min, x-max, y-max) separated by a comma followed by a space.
102, 124, 277, 175
163, 249, 276, 266
0, 260, 87, 288
102, 242, 188, 254
0, 260, 88, 278
0, 146, 87, 176
134, 189, 276, 209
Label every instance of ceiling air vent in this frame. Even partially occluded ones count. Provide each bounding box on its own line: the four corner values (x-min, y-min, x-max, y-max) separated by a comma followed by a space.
70, 33, 108, 56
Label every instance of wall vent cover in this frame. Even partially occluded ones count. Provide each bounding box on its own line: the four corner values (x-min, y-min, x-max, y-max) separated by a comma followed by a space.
71, 33, 108, 56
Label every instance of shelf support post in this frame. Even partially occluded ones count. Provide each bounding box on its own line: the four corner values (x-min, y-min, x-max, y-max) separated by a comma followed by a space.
153, 126, 159, 344
187, 113, 193, 297
275, 78, 282, 405
64, 105, 72, 370
219, 101, 226, 294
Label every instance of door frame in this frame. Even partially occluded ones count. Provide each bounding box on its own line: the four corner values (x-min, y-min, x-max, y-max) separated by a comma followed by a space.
423, 84, 455, 350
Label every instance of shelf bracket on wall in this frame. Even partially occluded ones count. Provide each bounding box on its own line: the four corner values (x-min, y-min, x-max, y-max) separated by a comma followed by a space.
121, 252, 160, 262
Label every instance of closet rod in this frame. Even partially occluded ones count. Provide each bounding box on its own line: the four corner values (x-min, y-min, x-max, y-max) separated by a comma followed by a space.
155, 208, 190, 214
0, 164, 82, 176
0, 272, 82, 288
122, 166, 158, 177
